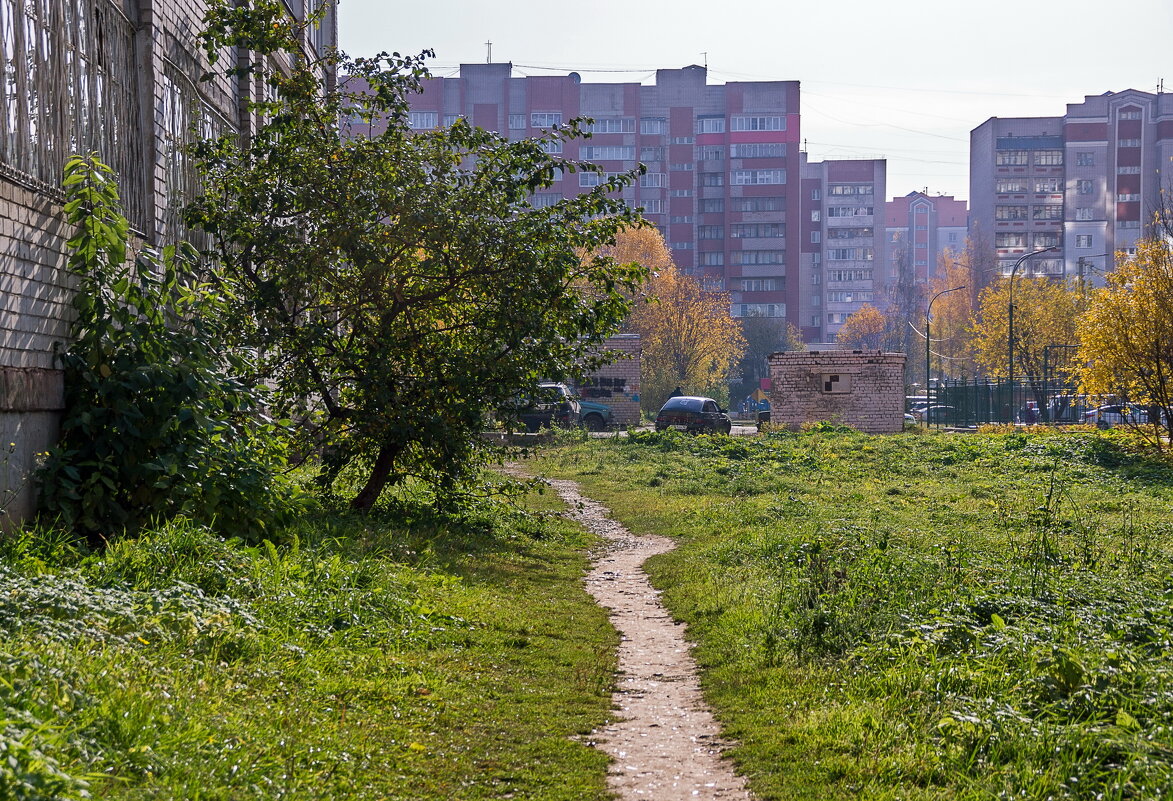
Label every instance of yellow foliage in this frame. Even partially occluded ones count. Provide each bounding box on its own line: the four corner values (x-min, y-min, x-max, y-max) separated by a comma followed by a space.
1078, 239, 1173, 414
972, 276, 1087, 382
835, 305, 888, 350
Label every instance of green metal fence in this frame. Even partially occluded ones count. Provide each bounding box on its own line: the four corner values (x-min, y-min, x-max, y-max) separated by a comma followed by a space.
922, 378, 1089, 428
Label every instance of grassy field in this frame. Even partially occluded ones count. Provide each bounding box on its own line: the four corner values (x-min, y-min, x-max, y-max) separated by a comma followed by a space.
530, 426, 1173, 800
0, 483, 616, 800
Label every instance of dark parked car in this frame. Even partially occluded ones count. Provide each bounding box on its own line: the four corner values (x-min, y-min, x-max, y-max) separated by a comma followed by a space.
655, 396, 733, 435
500, 382, 580, 432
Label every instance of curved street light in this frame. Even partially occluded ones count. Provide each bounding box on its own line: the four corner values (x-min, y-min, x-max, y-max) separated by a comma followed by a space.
1007, 246, 1058, 420
925, 285, 967, 413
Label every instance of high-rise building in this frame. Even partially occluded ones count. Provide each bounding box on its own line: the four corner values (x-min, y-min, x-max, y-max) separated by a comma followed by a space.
800, 157, 886, 342
885, 192, 968, 285
402, 64, 801, 330
970, 89, 1173, 283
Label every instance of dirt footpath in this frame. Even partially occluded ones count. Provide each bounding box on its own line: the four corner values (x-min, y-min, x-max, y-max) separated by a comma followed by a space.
547, 478, 754, 801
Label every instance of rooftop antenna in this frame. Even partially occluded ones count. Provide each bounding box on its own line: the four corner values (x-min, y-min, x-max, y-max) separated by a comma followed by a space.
1159, 78, 1165, 94
701, 51, 707, 68
485, 40, 492, 64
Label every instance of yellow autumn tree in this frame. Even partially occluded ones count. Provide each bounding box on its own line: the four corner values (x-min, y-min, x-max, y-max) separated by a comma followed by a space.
618, 228, 745, 412
925, 249, 980, 380
1078, 238, 1173, 445
972, 276, 1087, 407
835, 304, 890, 350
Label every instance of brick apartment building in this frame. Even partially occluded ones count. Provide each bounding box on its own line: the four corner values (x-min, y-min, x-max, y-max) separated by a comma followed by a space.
0, 0, 337, 521
970, 89, 1173, 283
402, 63, 803, 335
884, 191, 968, 286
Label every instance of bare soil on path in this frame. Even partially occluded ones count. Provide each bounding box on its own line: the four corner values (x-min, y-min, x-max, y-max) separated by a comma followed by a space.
545, 477, 755, 800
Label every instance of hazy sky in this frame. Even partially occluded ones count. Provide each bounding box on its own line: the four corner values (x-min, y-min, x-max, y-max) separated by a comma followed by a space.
338, 0, 1173, 202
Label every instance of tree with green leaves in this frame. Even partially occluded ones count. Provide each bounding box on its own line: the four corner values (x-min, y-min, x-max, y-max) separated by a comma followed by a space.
190, 1, 647, 510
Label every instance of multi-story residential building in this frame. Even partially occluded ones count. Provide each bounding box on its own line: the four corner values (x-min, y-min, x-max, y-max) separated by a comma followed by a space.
403, 63, 802, 331
799, 157, 886, 342
884, 192, 968, 285
970, 89, 1173, 283
0, 0, 337, 522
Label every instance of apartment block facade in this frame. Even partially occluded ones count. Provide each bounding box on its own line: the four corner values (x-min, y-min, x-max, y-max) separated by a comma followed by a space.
800, 157, 886, 342
884, 192, 968, 285
0, 0, 336, 522
403, 64, 801, 332
970, 89, 1173, 283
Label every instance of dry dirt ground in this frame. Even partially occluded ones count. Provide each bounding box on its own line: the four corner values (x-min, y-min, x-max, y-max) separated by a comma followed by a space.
545, 477, 755, 800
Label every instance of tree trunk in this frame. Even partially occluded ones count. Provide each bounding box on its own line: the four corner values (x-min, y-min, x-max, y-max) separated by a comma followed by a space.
350, 440, 403, 512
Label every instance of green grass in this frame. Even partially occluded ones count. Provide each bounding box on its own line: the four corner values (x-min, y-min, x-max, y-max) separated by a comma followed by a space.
0, 481, 617, 800
528, 427, 1173, 800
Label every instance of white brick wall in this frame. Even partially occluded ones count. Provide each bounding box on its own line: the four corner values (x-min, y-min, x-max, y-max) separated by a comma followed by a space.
767, 350, 906, 434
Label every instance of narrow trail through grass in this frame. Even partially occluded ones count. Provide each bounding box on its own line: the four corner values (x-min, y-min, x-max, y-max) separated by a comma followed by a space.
547, 477, 755, 800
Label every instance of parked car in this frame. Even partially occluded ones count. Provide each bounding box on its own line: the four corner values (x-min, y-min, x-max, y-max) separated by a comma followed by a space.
914, 405, 960, 425
655, 396, 733, 435
500, 382, 580, 432
577, 397, 614, 431
1082, 403, 1164, 429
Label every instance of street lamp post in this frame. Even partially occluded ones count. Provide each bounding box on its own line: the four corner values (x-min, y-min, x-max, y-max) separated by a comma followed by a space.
926, 285, 967, 415
1007, 246, 1057, 421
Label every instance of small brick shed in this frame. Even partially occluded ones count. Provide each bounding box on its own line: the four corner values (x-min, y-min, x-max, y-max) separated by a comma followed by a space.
767, 350, 907, 434
580, 334, 641, 426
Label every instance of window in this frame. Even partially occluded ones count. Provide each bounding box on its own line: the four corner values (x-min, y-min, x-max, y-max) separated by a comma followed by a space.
670, 189, 693, 197
1118, 138, 1141, 148
443, 114, 462, 127
826, 290, 873, 303
996, 179, 1030, 193
670, 215, 694, 224
1077, 179, 1093, 195
1119, 110, 1142, 120
700, 172, 724, 186
579, 172, 601, 187
828, 184, 874, 196
587, 117, 634, 134
811, 188, 821, 201
811, 269, 821, 282
733, 197, 786, 212
671, 136, 694, 145
701, 277, 725, 292
731, 169, 786, 185
996, 233, 1026, 248
1076, 152, 1095, 166
640, 198, 663, 214
827, 313, 850, 325
1074, 208, 1094, 221
541, 140, 563, 154
996, 150, 1029, 166
698, 225, 724, 240
1035, 150, 1063, 165
811, 210, 821, 222
996, 205, 1028, 220
1118, 166, 1141, 174
1118, 193, 1141, 202
698, 252, 725, 266
827, 269, 872, 282
640, 118, 666, 135
699, 198, 725, 213
640, 172, 665, 188
730, 143, 786, 158
810, 232, 821, 244
1033, 205, 1063, 220
509, 114, 526, 129
640, 146, 665, 161
731, 115, 785, 131
696, 145, 725, 161
731, 251, 785, 265
531, 112, 562, 128
739, 278, 777, 292
828, 247, 874, 261
528, 193, 561, 208
581, 145, 634, 160
1033, 232, 1060, 248
1120, 220, 1141, 229
826, 226, 874, 239
409, 111, 437, 129
733, 303, 786, 318
915, 242, 927, 249
696, 116, 726, 134
731, 223, 784, 238
827, 206, 873, 217
1076, 235, 1093, 248
1035, 178, 1061, 193
669, 162, 694, 171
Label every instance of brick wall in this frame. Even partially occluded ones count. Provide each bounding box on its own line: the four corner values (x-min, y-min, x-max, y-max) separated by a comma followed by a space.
767, 350, 906, 434
580, 334, 642, 426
